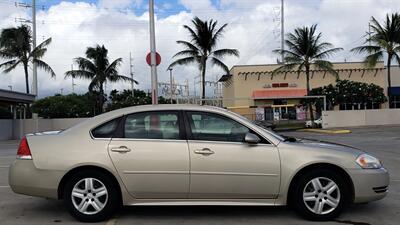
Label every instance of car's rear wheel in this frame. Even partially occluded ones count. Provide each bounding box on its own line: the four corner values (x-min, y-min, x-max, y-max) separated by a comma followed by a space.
63, 170, 120, 222
292, 169, 349, 221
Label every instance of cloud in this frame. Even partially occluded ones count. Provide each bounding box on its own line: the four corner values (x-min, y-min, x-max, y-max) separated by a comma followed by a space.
98, 0, 142, 9
1, 0, 400, 98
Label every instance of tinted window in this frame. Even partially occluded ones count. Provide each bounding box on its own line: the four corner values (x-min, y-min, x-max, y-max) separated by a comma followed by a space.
91, 118, 120, 138
187, 112, 249, 142
124, 111, 180, 140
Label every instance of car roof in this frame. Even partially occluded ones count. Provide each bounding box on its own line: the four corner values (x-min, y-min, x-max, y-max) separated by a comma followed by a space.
104, 104, 229, 116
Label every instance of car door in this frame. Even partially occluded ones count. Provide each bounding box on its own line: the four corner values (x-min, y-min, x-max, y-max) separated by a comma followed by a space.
185, 111, 280, 199
108, 110, 190, 199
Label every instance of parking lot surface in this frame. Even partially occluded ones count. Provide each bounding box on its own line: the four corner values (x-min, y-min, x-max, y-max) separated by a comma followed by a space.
0, 125, 399, 225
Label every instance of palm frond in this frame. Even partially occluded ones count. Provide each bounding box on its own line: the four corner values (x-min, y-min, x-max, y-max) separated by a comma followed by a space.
211, 23, 227, 47
351, 45, 381, 54
74, 57, 97, 73
314, 47, 343, 59
30, 37, 51, 59
271, 63, 299, 75
183, 24, 201, 47
314, 60, 338, 78
168, 56, 199, 69
33, 58, 55, 77
210, 57, 229, 74
105, 58, 123, 77
172, 49, 199, 58
364, 50, 384, 67
0, 49, 16, 59
176, 40, 200, 53
65, 70, 95, 80
0, 59, 21, 73
211, 48, 239, 58
108, 74, 133, 83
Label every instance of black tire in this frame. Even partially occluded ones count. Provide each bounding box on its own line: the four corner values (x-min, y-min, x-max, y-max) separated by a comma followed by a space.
291, 169, 349, 221
63, 170, 120, 222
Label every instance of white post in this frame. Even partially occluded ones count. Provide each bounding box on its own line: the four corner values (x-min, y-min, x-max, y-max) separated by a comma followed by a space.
149, 0, 158, 105
281, 0, 284, 63
32, 0, 37, 97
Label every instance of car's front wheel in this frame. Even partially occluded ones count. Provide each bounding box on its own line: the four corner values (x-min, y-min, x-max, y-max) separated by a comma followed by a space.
292, 169, 349, 221
63, 170, 120, 222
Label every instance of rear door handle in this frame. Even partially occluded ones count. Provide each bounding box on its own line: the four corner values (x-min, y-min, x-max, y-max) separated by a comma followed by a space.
110, 146, 131, 153
194, 148, 214, 155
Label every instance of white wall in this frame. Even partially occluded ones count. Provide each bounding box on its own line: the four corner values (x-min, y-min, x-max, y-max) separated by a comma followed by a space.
322, 109, 400, 128
0, 120, 13, 141
7, 118, 88, 140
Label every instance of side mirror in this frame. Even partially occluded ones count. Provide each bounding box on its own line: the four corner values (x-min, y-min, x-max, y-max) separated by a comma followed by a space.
244, 133, 260, 144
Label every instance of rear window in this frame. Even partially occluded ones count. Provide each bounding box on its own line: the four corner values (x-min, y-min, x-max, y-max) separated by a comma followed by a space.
91, 118, 120, 138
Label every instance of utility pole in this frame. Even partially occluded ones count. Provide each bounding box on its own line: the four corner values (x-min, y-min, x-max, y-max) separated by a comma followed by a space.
149, 0, 158, 105
32, 0, 38, 98
71, 64, 76, 93
129, 52, 134, 97
281, 0, 285, 63
168, 68, 173, 103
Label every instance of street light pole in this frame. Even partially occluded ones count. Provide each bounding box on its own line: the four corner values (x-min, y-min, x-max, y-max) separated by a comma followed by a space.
149, 0, 158, 105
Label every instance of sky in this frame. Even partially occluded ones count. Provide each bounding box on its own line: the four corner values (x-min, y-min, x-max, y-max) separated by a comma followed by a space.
0, 0, 399, 98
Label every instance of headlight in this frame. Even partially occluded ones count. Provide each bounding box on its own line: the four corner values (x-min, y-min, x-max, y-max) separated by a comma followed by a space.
356, 154, 382, 169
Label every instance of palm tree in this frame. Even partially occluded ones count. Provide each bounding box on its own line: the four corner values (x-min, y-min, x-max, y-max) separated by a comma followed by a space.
168, 17, 239, 101
0, 25, 55, 93
273, 24, 342, 125
65, 44, 137, 113
351, 13, 400, 107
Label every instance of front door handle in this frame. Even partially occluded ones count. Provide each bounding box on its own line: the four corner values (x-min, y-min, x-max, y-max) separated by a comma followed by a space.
194, 148, 214, 155
110, 146, 131, 153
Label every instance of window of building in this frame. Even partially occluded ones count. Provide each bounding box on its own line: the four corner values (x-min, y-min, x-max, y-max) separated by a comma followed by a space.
124, 111, 181, 140
391, 96, 400, 109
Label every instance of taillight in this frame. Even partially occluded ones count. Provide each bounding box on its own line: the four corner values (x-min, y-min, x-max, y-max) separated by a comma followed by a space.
17, 137, 32, 160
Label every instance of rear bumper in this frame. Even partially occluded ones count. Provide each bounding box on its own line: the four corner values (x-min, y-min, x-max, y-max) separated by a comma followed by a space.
348, 167, 389, 203
9, 159, 63, 199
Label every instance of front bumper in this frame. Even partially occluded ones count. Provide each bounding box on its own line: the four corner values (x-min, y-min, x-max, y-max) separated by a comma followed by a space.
9, 159, 63, 199
348, 167, 389, 203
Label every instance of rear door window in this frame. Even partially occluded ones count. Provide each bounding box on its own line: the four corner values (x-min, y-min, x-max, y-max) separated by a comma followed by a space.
124, 111, 181, 140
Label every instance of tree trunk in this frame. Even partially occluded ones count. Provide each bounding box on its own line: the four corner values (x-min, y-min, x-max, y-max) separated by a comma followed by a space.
387, 55, 392, 108
23, 62, 30, 94
99, 83, 105, 113
200, 58, 207, 104
306, 65, 315, 127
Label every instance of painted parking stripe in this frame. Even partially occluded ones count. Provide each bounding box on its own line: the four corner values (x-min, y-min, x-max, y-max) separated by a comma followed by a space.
0, 186, 10, 188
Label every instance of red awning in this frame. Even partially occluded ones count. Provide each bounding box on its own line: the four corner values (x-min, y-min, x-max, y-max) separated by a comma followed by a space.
252, 89, 307, 99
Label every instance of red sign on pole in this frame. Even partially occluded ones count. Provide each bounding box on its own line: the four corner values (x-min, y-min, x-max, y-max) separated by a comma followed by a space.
146, 52, 161, 66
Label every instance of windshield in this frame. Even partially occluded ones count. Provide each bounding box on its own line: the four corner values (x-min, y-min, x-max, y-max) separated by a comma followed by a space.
225, 109, 285, 142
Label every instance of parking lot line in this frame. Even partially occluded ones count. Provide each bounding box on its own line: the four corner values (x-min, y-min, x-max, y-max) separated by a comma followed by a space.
0, 186, 10, 188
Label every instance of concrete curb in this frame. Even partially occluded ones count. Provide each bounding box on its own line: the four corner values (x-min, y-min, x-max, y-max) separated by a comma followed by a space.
299, 128, 351, 134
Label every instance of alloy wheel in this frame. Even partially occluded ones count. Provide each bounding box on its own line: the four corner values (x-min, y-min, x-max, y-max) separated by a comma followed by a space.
302, 177, 341, 215
71, 178, 108, 215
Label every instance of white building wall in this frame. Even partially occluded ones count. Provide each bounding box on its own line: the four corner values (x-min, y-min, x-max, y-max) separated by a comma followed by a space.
322, 109, 400, 128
